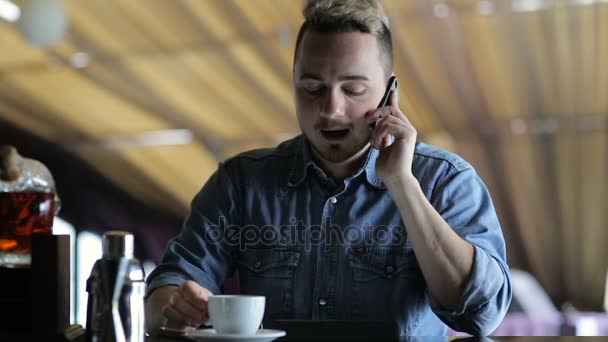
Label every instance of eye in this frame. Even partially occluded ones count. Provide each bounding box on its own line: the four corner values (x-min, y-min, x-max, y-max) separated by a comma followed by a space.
342, 82, 367, 96
304, 86, 324, 96
343, 88, 366, 96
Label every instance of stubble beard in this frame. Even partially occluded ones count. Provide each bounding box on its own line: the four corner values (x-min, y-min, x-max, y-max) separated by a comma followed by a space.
310, 131, 370, 163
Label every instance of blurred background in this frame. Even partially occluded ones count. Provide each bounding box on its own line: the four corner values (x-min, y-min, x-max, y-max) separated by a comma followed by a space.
0, 0, 607, 334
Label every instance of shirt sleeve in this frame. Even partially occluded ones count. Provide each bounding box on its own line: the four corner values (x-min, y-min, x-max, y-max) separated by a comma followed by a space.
145, 162, 240, 297
427, 167, 512, 336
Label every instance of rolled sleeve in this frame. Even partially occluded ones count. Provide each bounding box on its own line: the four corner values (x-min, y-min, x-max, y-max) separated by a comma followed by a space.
145, 163, 240, 298
429, 167, 512, 335
429, 245, 511, 335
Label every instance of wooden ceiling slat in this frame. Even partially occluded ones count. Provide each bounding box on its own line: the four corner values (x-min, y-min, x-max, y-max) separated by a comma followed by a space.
501, 136, 562, 298
391, 15, 469, 132
65, 0, 154, 54
0, 78, 87, 139
175, 0, 296, 129
0, 78, 185, 216
114, 0, 203, 50
77, 151, 186, 216
0, 98, 59, 140
492, 13, 539, 119
56, 34, 225, 161
383, 0, 416, 17
578, 131, 608, 307
459, 13, 519, 121
230, 0, 285, 35
391, 49, 444, 135
227, 42, 294, 116
576, 5, 597, 116
553, 133, 580, 302
424, 15, 488, 123
387, 11, 444, 135
220, 0, 293, 85
551, 6, 576, 118
519, 11, 558, 116
122, 57, 248, 140
0, 24, 47, 68
175, 51, 289, 139
121, 144, 218, 209
6, 68, 174, 137
272, 0, 305, 29
596, 5, 608, 114
181, 0, 241, 42
181, 51, 297, 135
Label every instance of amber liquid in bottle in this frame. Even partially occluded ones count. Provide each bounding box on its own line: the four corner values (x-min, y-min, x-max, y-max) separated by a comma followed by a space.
0, 192, 55, 267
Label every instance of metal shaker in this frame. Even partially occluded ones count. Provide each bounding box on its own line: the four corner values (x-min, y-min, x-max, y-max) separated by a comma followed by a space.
85, 231, 145, 342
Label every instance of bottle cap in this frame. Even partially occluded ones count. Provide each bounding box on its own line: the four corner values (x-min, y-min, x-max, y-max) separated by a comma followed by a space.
102, 231, 134, 260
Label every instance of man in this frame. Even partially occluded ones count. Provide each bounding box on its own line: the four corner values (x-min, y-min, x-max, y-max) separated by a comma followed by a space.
145, 0, 511, 336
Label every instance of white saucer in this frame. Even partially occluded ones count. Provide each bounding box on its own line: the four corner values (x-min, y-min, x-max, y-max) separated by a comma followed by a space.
159, 326, 196, 336
186, 328, 286, 342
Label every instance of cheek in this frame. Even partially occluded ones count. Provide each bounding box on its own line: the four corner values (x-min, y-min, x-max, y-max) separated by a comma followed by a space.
295, 99, 318, 124
346, 102, 372, 121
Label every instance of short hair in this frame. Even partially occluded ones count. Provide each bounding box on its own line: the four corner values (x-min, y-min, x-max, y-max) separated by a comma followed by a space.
293, 0, 393, 78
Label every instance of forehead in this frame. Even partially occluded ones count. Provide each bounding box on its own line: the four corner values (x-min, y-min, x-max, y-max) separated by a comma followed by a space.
295, 31, 383, 77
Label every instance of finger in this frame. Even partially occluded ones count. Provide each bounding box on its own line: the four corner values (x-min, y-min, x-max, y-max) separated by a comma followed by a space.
373, 119, 416, 146
162, 303, 195, 326
179, 281, 211, 308
387, 88, 399, 107
169, 293, 207, 325
366, 107, 407, 128
380, 134, 392, 150
371, 116, 398, 148
365, 107, 386, 124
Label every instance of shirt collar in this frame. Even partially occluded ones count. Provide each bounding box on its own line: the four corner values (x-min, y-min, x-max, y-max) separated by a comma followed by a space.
287, 135, 386, 189
286, 136, 316, 187
362, 147, 385, 189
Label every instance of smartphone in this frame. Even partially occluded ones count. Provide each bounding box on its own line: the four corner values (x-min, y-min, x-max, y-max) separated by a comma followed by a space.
370, 75, 398, 129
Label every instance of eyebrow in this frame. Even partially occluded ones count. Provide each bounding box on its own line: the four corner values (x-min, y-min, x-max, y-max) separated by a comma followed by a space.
298, 73, 370, 81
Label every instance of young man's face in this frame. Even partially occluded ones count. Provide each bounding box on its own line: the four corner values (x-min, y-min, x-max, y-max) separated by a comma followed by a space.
294, 30, 387, 163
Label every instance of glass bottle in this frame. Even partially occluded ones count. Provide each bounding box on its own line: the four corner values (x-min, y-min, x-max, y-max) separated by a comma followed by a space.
0, 145, 60, 268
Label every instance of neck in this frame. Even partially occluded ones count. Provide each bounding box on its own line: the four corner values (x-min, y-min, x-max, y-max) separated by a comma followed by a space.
311, 143, 371, 183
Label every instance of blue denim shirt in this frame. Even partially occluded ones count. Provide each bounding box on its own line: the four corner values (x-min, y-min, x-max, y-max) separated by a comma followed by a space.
146, 135, 511, 336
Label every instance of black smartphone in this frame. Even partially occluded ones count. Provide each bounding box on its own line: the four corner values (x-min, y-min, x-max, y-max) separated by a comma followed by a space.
370, 75, 398, 129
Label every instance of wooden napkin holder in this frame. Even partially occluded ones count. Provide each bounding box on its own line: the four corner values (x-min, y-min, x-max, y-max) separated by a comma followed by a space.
0, 234, 84, 340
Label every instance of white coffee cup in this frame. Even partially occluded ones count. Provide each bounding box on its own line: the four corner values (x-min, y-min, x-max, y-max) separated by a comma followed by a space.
207, 295, 265, 335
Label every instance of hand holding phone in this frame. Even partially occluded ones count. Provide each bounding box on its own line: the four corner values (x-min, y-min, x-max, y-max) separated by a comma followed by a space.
369, 75, 398, 129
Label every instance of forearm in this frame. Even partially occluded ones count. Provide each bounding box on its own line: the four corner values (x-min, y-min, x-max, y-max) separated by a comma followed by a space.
385, 175, 474, 310
145, 285, 177, 335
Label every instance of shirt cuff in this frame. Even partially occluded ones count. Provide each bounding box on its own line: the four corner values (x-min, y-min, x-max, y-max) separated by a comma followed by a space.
429, 245, 505, 318
145, 271, 221, 299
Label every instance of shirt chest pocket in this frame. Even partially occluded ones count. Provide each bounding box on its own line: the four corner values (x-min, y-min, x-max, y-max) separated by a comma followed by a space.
348, 246, 424, 331
237, 248, 300, 318
349, 246, 418, 281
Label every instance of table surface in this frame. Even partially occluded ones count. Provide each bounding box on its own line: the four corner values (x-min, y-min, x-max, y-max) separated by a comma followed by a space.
145, 334, 608, 342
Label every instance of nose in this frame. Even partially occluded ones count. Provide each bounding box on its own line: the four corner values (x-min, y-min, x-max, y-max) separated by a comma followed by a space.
320, 87, 345, 118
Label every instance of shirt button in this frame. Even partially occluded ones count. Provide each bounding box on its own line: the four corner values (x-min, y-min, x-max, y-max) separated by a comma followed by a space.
318, 298, 327, 306
329, 196, 337, 204
385, 265, 394, 274
353, 245, 367, 256
254, 261, 262, 269
323, 245, 333, 254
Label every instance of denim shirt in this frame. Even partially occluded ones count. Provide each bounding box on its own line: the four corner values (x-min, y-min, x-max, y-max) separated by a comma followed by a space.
146, 135, 511, 336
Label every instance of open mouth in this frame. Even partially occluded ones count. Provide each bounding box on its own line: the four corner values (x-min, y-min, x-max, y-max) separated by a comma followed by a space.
320, 129, 350, 141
